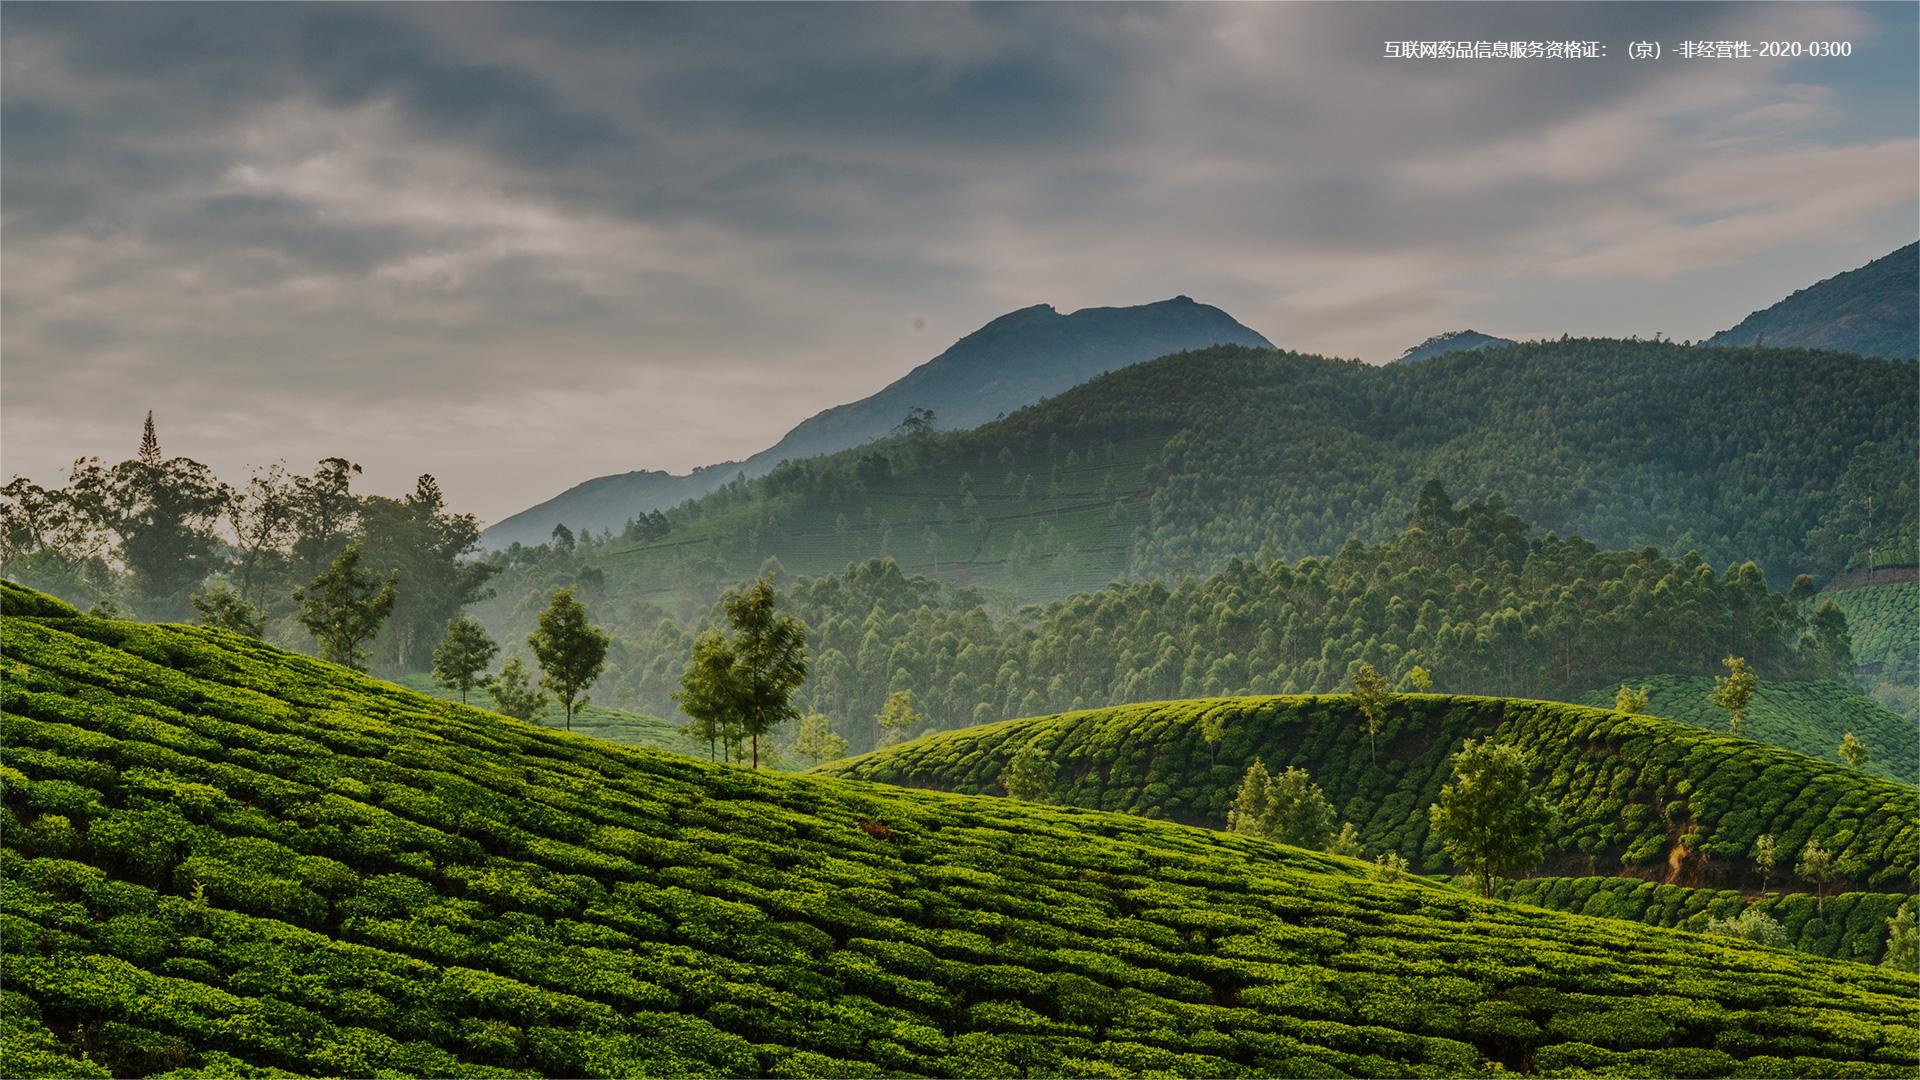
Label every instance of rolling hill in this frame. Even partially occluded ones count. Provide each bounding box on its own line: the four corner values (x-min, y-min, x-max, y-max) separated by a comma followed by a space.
1394, 330, 1515, 363
820, 694, 1919, 893
1704, 242, 1918, 360
388, 673, 697, 757
1822, 580, 1919, 717
480, 297, 1271, 549
1572, 676, 1918, 785
4, 581, 1918, 1078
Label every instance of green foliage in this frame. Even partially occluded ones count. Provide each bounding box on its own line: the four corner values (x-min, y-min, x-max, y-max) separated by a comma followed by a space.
1429, 740, 1553, 898
787, 714, 848, 768
1706, 907, 1787, 949
1886, 898, 1918, 972
293, 544, 396, 671
1797, 841, 1838, 912
484, 657, 546, 723
1839, 731, 1869, 771
1575, 674, 1918, 784
1614, 684, 1650, 715
529, 589, 610, 732
875, 690, 922, 748
431, 615, 498, 705
1226, 762, 1335, 851
825, 694, 1919, 892
1348, 662, 1390, 766
678, 630, 745, 763
1001, 742, 1055, 803
1753, 834, 1780, 893
1822, 580, 1918, 713
6, 583, 1917, 1078
1710, 657, 1759, 734
189, 584, 265, 639
718, 576, 808, 769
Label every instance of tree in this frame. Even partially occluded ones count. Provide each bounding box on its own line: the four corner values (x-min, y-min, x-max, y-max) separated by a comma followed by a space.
677, 629, 743, 762
1002, 741, 1055, 802
432, 615, 499, 704
101, 413, 232, 615
290, 458, 362, 575
357, 475, 498, 672
875, 689, 922, 747
1225, 761, 1335, 850
191, 583, 266, 638
1327, 822, 1362, 858
1886, 899, 1918, 972
294, 543, 397, 671
789, 713, 849, 768
226, 463, 298, 606
1428, 739, 1552, 898
1752, 833, 1779, 893
1709, 655, 1757, 734
528, 588, 610, 732
1406, 665, 1433, 693
1795, 840, 1836, 912
1614, 684, 1650, 714
892, 407, 937, 439
1370, 851, 1409, 882
486, 656, 545, 722
1705, 907, 1786, 948
718, 575, 808, 769
1200, 709, 1228, 768
1350, 661, 1391, 764
1838, 731, 1868, 771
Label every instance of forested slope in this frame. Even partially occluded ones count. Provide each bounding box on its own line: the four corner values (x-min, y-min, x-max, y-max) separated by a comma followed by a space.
1573, 676, 1916, 784
822, 695, 1918, 892
485, 338, 1916, 622
5, 582, 1918, 1078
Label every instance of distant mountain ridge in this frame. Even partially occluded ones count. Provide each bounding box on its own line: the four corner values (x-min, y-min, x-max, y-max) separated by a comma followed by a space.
481, 296, 1270, 547
1395, 329, 1515, 363
1705, 242, 1917, 359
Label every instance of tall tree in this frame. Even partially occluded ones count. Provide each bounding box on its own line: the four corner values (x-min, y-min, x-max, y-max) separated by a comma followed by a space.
103, 414, 231, 615
294, 543, 397, 671
1614, 684, 1650, 714
358, 475, 498, 671
1752, 833, 1779, 894
432, 615, 499, 704
1350, 661, 1391, 765
719, 575, 808, 769
1838, 731, 1869, 771
875, 689, 922, 747
1795, 840, 1836, 913
528, 588, 610, 732
226, 463, 298, 606
1709, 655, 1758, 734
678, 630, 744, 762
1226, 761, 1335, 849
290, 458, 362, 575
1428, 739, 1553, 898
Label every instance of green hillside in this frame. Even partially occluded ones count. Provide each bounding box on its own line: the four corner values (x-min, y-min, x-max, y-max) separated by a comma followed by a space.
6, 582, 1920, 1078
1573, 676, 1918, 785
480, 338, 1916, 625
1705, 243, 1918, 360
822, 695, 1919, 892
1823, 580, 1919, 717
1487, 878, 1907, 966
387, 673, 698, 757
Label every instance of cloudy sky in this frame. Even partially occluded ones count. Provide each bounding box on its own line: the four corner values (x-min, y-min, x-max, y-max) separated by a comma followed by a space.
3, 2, 1915, 524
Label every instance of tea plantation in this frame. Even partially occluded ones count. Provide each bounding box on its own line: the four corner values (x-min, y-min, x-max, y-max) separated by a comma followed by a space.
5, 581, 1918, 1078
1571, 675, 1918, 785
1486, 877, 1906, 966
822, 695, 1919, 891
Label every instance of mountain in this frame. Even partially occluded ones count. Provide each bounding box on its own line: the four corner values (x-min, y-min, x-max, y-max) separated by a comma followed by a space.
1705, 243, 1919, 359
821, 693, 1919, 892
480, 296, 1271, 548
5, 581, 1916, 1078
1394, 329, 1515, 363
1573, 675, 1918, 785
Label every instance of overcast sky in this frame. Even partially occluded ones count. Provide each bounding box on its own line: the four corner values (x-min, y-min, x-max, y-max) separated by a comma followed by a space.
3, 2, 1915, 524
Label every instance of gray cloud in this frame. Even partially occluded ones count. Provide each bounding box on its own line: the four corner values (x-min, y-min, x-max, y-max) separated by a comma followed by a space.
2, 2, 1913, 522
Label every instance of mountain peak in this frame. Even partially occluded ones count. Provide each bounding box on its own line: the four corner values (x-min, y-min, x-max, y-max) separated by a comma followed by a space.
1395, 329, 1515, 363
1704, 243, 1917, 359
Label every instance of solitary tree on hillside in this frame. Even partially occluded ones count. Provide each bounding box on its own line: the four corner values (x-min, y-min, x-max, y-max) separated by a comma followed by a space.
1839, 731, 1869, 771
1428, 739, 1553, 898
432, 614, 498, 704
1002, 741, 1056, 802
1614, 684, 1650, 715
1796, 840, 1837, 913
486, 656, 545, 722
875, 689, 922, 747
1709, 655, 1757, 734
1226, 760, 1336, 850
1200, 708, 1228, 768
528, 588, 609, 732
677, 629, 744, 762
789, 713, 849, 767
294, 543, 397, 671
191, 582, 266, 638
719, 575, 808, 769
1350, 661, 1392, 765
1752, 833, 1780, 894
